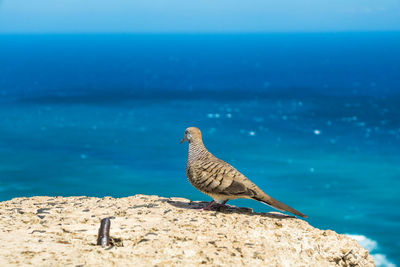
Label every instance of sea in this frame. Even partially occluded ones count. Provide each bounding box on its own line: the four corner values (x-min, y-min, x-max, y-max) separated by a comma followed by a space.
0, 33, 399, 266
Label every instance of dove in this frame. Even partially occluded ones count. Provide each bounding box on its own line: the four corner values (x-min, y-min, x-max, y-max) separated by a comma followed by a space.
180, 127, 307, 218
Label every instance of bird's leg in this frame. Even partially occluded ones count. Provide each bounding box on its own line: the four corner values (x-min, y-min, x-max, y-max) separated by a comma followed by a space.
201, 200, 216, 210
202, 200, 230, 211
197, 200, 229, 211
220, 200, 229, 206
213, 199, 229, 210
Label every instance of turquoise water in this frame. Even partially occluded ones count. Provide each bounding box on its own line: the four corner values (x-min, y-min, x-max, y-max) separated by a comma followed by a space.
0, 33, 399, 265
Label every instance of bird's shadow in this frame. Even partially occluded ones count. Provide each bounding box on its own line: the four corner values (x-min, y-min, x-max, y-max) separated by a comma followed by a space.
165, 199, 296, 220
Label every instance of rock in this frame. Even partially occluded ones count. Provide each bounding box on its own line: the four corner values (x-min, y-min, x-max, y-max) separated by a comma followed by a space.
0, 195, 374, 266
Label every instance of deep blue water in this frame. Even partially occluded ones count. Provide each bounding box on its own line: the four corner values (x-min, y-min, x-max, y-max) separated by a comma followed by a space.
0, 33, 399, 266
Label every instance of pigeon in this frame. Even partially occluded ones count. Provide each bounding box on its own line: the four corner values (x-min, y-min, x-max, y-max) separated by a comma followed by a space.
180, 127, 307, 218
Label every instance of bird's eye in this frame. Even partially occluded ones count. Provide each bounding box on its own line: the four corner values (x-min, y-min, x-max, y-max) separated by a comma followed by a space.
185, 131, 188, 135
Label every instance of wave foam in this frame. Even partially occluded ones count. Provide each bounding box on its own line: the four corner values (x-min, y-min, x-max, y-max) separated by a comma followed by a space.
373, 254, 397, 267
346, 234, 396, 267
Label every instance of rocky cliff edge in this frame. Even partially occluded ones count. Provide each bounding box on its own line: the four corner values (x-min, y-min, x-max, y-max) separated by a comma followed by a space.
0, 195, 374, 266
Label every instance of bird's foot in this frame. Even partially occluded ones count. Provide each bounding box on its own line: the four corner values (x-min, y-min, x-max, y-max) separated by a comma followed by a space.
193, 201, 217, 210
199, 200, 216, 210
197, 200, 230, 211
212, 200, 229, 210
212, 203, 230, 211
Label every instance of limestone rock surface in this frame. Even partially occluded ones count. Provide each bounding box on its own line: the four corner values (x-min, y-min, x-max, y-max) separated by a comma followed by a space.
0, 195, 374, 266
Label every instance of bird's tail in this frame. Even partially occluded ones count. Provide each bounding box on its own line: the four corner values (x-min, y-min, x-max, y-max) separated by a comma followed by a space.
253, 194, 308, 218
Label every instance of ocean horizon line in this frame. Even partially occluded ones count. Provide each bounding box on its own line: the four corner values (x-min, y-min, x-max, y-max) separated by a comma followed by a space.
1, 31, 400, 35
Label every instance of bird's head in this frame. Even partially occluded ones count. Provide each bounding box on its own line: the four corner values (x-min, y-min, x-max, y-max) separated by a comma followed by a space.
180, 127, 202, 144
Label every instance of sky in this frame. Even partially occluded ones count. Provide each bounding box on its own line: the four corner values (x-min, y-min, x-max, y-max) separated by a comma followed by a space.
0, 0, 400, 33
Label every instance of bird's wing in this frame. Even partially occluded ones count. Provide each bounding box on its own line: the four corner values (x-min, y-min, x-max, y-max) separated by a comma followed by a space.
187, 159, 258, 198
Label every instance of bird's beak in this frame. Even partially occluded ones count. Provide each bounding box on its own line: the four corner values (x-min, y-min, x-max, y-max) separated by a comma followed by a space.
180, 136, 187, 144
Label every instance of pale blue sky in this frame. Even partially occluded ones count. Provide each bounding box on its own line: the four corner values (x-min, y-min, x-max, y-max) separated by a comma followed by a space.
0, 0, 399, 33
